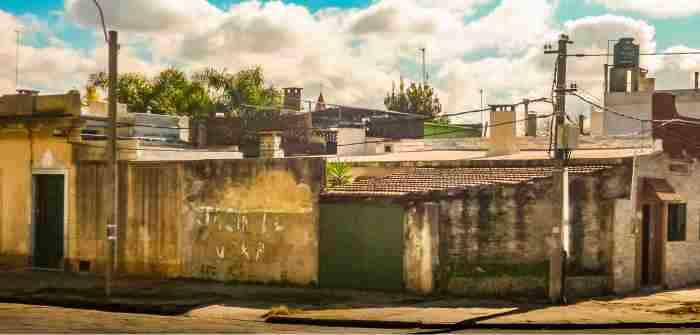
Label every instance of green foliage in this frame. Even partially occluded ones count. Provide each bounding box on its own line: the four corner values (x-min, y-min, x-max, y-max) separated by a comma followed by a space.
384, 78, 442, 117
326, 160, 353, 187
192, 66, 282, 117
87, 66, 280, 119
448, 261, 550, 279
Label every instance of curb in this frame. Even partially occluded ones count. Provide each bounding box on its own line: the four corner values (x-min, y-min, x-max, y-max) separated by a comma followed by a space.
470, 322, 700, 330
266, 316, 700, 331
265, 316, 448, 329
0, 294, 219, 316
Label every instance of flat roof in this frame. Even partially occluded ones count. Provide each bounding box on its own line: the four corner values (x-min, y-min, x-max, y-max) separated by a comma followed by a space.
337, 148, 657, 164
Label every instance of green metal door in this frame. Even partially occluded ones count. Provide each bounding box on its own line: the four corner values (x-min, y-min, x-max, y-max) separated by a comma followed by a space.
320, 203, 404, 291
33, 174, 65, 269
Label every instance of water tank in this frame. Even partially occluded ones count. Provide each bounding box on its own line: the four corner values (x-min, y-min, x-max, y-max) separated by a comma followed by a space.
613, 38, 640, 68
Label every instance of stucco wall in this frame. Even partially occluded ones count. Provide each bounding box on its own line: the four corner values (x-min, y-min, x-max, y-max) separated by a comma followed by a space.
181, 159, 323, 285
437, 166, 630, 297
605, 90, 700, 136
611, 198, 637, 293
635, 153, 700, 289
0, 127, 79, 269
437, 183, 556, 297
404, 203, 439, 294
73, 158, 323, 285
336, 128, 367, 157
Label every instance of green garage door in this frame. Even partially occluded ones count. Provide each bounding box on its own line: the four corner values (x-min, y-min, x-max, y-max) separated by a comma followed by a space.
319, 203, 405, 291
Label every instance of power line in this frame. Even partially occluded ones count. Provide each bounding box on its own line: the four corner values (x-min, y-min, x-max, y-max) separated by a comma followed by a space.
570, 92, 700, 128
568, 51, 700, 58
336, 113, 554, 148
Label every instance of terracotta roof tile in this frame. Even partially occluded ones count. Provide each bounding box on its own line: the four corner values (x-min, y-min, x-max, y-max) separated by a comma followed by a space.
324, 165, 613, 197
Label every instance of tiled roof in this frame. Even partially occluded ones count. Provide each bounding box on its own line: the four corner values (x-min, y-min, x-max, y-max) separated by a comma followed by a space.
324, 165, 613, 197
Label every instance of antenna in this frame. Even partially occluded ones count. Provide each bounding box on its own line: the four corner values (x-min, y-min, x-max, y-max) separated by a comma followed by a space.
419, 47, 427, 85
15, 29, 21, 91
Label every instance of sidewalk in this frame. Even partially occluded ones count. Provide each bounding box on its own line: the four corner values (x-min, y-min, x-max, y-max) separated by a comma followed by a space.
2, 269, 700, 330
261, 288, 700, 330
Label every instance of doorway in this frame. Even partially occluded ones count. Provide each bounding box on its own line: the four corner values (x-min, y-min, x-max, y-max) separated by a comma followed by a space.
641, 204, 663, 286
32, 174, 65, 269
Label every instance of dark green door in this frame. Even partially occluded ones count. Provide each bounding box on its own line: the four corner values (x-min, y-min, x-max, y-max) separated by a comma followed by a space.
319, 203, 404, 291
33, 174, 65, 269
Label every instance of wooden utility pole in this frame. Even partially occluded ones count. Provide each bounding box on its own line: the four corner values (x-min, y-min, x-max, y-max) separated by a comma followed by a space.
106, 30, 118, 297
545, 34, 573, 304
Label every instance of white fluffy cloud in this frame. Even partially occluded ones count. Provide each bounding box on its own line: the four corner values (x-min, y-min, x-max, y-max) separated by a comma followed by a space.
1, 0, 699, 122
587, 0, 700, 18
64, 0, 222, 31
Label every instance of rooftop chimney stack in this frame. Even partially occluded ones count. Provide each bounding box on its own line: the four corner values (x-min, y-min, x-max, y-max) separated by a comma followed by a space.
283, 87, 303, 112
488, 105, 520, 156
259, 131, 285, 159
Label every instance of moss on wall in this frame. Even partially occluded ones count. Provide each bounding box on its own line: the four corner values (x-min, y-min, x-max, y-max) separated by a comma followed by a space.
446, 261, 549, 279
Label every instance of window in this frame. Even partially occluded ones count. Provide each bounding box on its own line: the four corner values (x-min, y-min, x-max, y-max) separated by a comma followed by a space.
668, 203, 687, 242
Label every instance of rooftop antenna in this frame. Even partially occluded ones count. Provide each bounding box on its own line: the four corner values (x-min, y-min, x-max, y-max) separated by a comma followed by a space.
419, 47, 427, 85
15, 29, 22, 91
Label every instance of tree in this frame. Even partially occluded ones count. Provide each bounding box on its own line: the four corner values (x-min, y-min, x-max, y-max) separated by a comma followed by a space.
88, 66, 281, 118
384, 78, 442, 117
193, 66, 282, 117
89, 72, 154, 114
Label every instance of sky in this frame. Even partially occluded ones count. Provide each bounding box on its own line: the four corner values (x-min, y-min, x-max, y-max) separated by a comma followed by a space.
1, 0, 700, 122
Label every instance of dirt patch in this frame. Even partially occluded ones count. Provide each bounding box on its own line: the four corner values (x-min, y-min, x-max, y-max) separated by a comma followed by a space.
262, 305, 303, 319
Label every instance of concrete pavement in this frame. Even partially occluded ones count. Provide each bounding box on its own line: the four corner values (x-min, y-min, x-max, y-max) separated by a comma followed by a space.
3, 269, 700, 332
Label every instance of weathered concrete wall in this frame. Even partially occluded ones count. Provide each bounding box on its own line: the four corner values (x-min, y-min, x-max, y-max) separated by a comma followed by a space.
437, 183, 555, 297
566, 276, 611, 298
181, 159, 323, 285
635, 153, 700, 289
568, 174, 619, 276
404, 203, 439, 294
336, 128, 366, 157
74, 162, 111, 273
605, 90, 700, 136
611, 198, 637, 293
74, 158, 324, 284
382, 136, 651, 155
437, 166, 631, 297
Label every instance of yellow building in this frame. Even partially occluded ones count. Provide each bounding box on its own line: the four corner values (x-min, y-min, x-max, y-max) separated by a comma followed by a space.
0, 91, 84, 270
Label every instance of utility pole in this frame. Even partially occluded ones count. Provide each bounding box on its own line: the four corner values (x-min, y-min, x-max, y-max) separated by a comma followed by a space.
480, 89, 485, 137
106, 30, 119, 297
15, 29, 21, 91
545, 34, 573, 304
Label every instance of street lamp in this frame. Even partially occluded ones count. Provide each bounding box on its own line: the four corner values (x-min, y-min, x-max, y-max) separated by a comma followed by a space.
91, 0, 118, 298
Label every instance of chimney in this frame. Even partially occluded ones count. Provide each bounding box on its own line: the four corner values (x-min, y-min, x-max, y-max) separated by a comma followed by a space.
488, 105, 519, 156
652, 92, 678, 122
526, 112, 537, 137
259, 131, 285, 158
283, 87, 303, 112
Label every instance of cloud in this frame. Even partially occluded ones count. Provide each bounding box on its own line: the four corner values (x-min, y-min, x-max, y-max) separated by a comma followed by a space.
587, 0, 700, 18
4, 0, 696, 124
64, 0, 222, 31
654, 45, 700, 90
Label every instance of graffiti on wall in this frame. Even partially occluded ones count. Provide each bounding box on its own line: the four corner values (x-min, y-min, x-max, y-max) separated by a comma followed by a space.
191, 206, 309, 282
